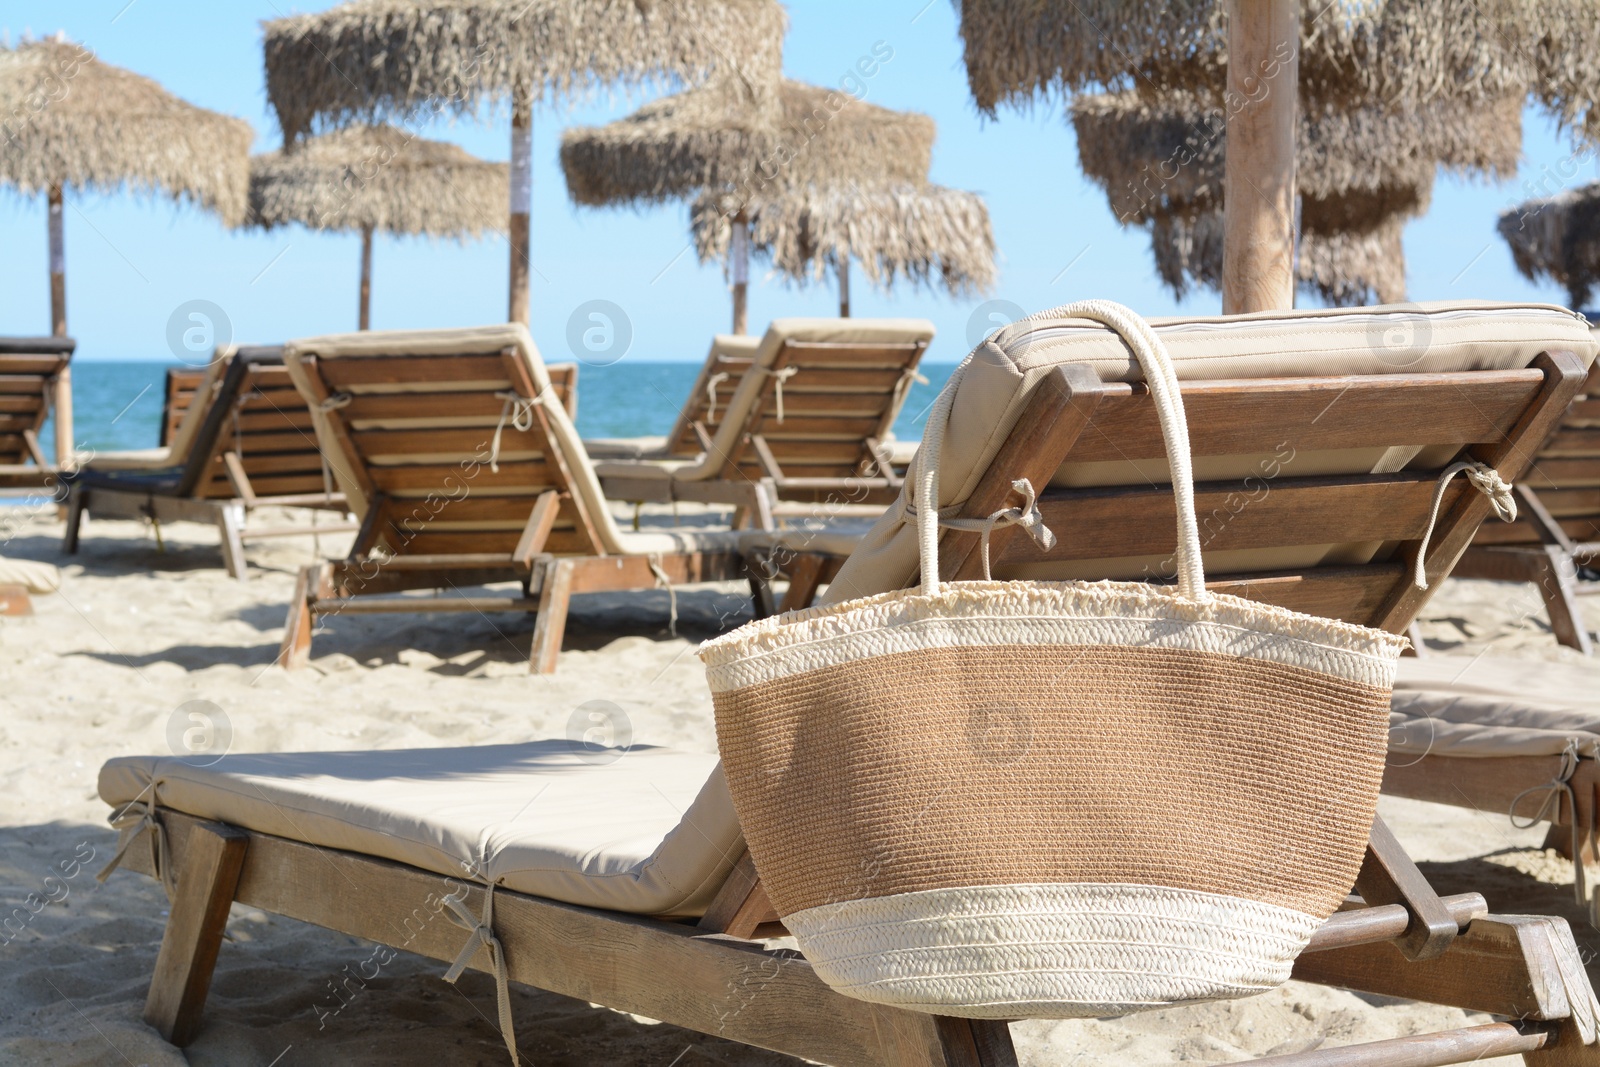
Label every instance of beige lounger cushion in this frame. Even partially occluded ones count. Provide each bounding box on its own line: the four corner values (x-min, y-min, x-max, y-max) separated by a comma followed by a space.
81, 348, 235, 472
99, 742, 741, 917
1390, 657, 1600, 758
286, 324, 658, 558
0, 555, 60, 594
583, 436, 669, 460
609, 318, 936, 484
824, 301, 1600, 604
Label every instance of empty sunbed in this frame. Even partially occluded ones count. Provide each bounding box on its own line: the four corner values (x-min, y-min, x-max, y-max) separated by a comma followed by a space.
62, 346, 355, 578
277, 324, 747, 674
596, 319, 932, 528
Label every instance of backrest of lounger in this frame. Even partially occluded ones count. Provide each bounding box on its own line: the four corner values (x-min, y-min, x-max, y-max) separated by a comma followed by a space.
0, 336, 74, 467
160, 368, 208, 447
183, 348, 341, 502
662, 335, 760, 458
825, 301, 1598, 633
545, 362, 579, 420
283, 325, 615, 560
1477, 357, 1600, 548
674, 319, 935, 483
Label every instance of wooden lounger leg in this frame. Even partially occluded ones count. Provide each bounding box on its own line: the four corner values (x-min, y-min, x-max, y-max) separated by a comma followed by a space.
0, 584, 32, 616
214, 503, 248, 581
144, 821, 249, 1047
1531, 546, 1593, 655
529, 559, 574, 675
62, 485, 85, 554
745, 553, 777, 620
279, 563, 328, 671
929, 1019, 1021, 1067
779, 553, 829, 613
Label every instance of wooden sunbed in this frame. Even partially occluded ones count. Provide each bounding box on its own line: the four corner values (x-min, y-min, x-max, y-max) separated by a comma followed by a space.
596, 319, 933, 529
1450, 361, 1600, 652
158, 367, 208, 448
0, 335, 75, 492
100, 305, 1600, 1067
660, 335, 758, 457
62, 346, 356, 579
275, 325, 746, 673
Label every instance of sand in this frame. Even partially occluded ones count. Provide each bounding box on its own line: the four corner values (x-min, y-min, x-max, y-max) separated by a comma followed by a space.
0, 500, 1594, 1066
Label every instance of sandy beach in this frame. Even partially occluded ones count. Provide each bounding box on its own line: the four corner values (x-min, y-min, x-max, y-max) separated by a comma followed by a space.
1, 502, 1594, 1066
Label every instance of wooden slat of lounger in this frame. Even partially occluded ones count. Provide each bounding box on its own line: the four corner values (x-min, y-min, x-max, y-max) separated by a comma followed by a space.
396, 529, 592, 556
352, 427, 544, 458
1474, 516, 1600, 545
1528, 486, 1600, 514
1523, 458, 1600, 488
1206, 566, 1406, 624
342, 393, 511, 422
1017, 475, 1457, 563
367, 462, 555, 493
385, 495, 561, 525
1542, 427, 1600, 455
317, 355, 511, 388
0, 356, 67, 375
779, 367, 920, 391
232, 410, 315, 433
1064, 372, 1543, 464
780, 340, 924, 365
0, 376, 50, 394
0, 396, 43, 413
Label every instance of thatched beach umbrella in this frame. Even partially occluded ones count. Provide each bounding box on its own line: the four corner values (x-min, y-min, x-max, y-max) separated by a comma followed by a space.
691, 183, 997, 314
1153, 208, 1409, 307
1072, 90, 1521, 227
561, 78, 936, 332
248, 124, 507, 329
0, 36, 251, 459
1498, 182, 1600, 309
952, 0, 1600, 314
1072, 88, 1520, 308
263, 0, 786, 326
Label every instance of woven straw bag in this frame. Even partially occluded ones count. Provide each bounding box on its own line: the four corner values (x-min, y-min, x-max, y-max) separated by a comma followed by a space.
700, 300, 1408, 1019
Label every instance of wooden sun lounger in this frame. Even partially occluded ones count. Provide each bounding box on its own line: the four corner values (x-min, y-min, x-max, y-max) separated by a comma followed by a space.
275, 326, 748, 673
105, 324, 1600, 1067
62, 347, 356, 579
0, 335, 74, 493
597, 320, 933, 530
1451, 362, 1600, 653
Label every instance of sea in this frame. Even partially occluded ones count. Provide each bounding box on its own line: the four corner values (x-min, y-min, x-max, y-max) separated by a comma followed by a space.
43, 360, 958, 461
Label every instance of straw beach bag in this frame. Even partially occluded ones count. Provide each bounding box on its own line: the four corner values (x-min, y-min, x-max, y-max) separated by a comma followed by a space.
700, 300, 1407, 1018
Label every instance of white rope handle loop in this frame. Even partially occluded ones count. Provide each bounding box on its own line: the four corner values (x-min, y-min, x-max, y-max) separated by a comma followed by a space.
704, 371, 731, 423
759, 365, 800, 423
915, 300, 1206, 600
1412, 460, 1517, 590
489, 389, 545, 474
443, 884, 519, 1065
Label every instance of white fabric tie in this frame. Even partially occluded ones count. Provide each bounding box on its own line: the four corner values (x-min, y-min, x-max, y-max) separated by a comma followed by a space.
891, 366, 929, 413
97, 790, 175, 900
318, 392, 353, 413
760, 366, 800, 423
1412, 461, 1517, 589
1510, 740, 1597, 925
648, 554, 678, 636
443, 884, 518, 1065
900, 478, 1056, 582
704, 372, 731, 423
489, 390, 543, 474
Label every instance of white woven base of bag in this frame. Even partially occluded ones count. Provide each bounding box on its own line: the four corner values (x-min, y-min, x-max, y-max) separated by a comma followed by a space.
702, 300, 1405, 1018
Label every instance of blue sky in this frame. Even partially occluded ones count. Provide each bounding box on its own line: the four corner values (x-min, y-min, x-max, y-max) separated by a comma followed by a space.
2, 0, 1595, 364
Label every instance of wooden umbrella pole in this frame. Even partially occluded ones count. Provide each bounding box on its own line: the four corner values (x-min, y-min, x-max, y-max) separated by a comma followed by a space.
838, 256, 851, 318
358, 224, 374, 331
47, 183, 73, 467
1221, 0, 1299, 314
730, 211, 750, 335
508, 91, 533, 325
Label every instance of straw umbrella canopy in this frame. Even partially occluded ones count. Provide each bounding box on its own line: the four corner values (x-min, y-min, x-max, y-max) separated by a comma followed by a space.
1498, 182, 1600, 309
1153, 208, 1409, 307
691, 183, 997, 314
248, 124, 507, 329
951, 0, 1600, 315
561, 77, 936, 330
263, 0, 787, 326
0, 36, 251, 460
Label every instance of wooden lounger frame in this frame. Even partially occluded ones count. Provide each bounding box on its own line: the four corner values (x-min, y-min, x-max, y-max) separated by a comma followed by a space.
0, 337, 74, 492
662, 346, 755, 458
1451, 363, 1600, 653
63, 348, 356, 579
118, 348, 1600, 1065
276, 344, 746, 674
602, 335, 929, 529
